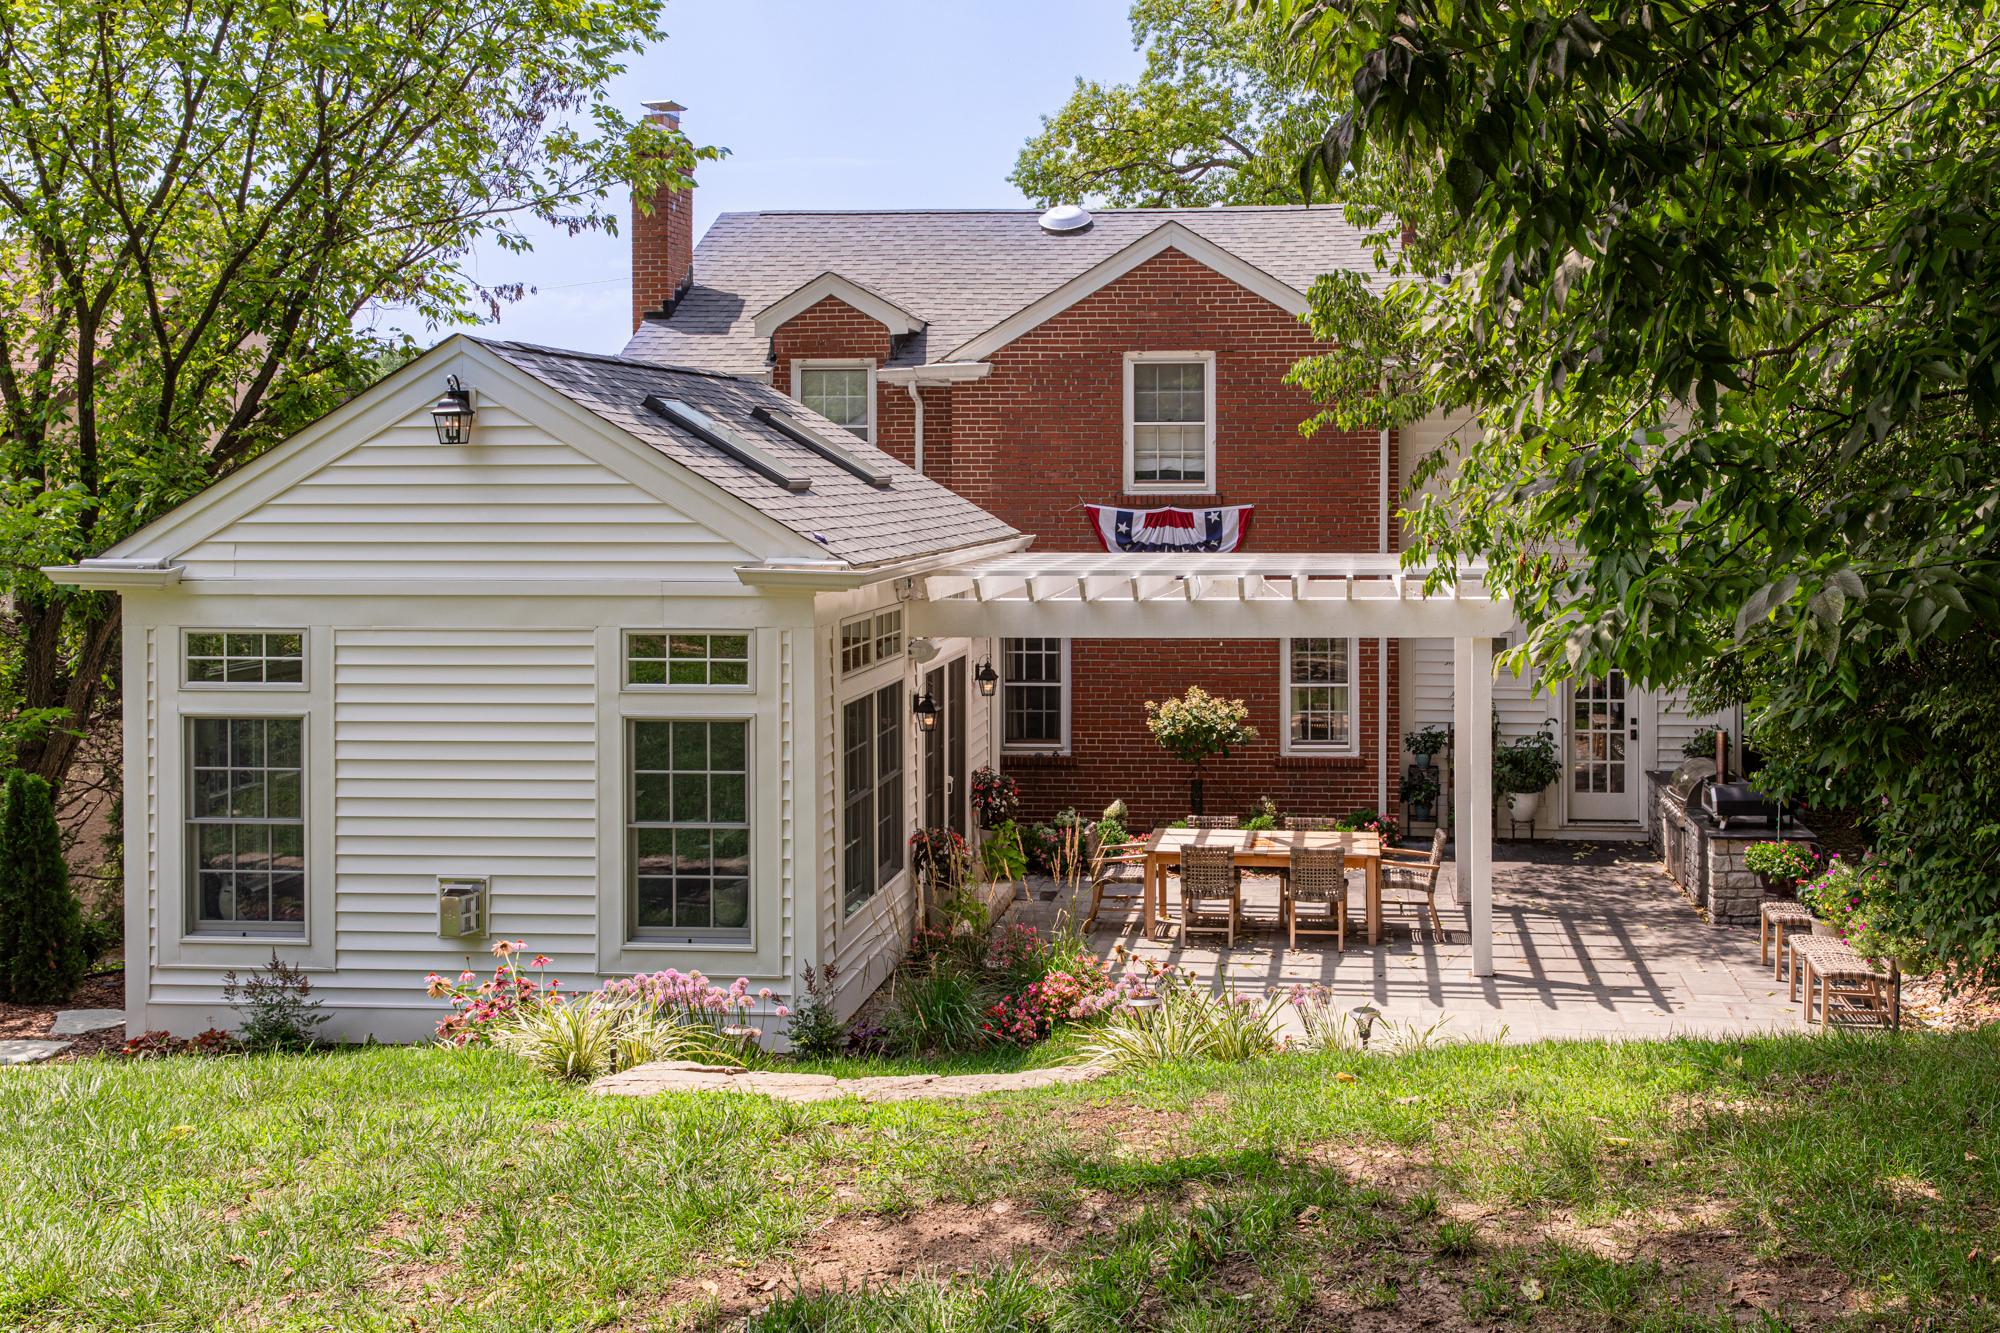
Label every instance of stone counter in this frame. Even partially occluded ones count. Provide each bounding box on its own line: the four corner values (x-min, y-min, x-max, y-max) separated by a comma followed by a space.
1645, 769, 1816, 926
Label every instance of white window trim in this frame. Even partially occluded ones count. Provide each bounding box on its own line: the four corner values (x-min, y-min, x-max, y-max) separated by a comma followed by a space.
1000, 637, 1070, 756
833, 641, 914, 934
621, 629, 756, 692
791, 358, 877, 442
837, 678, 908, 918
1123, 350, 1217, 496
181, 712, 310, 941
624, 716, 756, 946
837, 608, 902, 678
181, 627, 309, 690
1280, 636, 1361, 758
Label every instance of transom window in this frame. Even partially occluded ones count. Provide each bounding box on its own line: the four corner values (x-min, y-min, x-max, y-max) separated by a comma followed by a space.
1002, 638, 1068, 752
1284, 638, 1355, 754
841, 682, 905, 915
185, 631, 305, 687
1126, 354, 1214, 491
629, 720, 751, 941
626, 632, 751, 687
187, 717, 305, 936
840, 608, 903, 676
798, 364, 872, 440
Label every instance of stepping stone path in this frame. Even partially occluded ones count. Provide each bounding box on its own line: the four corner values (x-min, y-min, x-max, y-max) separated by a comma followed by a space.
0, 1040, 72, 1066
592, 1060, 1104, 1102
50, 1009, 124, 1037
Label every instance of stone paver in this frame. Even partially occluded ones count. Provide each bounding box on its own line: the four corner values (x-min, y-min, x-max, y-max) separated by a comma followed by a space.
0, 1039, 72, 1066
1008, 841, 1803, 1043
50, 1009, 124, 1037
593, 1059, 1104, 1101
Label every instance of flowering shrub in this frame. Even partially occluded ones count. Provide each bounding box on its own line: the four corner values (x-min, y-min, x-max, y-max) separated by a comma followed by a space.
1745, 839, 1819, 883
599, 968, 790, 1029
1336, 808, 1402, 845
426, 939, 562, 1046
969, 767, 1020, 825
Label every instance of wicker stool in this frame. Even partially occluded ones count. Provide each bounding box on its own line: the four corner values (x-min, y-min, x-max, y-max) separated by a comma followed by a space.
1808, 953, 1901, 1030
1761, 900, 1815, 975
1787, 935, 1858, 1008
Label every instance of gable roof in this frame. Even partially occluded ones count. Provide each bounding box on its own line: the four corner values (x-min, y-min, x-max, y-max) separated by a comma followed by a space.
481, 340, 1021, 569
622, 206, 1389, 377
753, 272, 924, 341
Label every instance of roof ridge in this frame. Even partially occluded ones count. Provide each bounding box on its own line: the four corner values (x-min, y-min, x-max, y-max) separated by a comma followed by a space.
728, 204, 1336, 217
477, 336, 750, 382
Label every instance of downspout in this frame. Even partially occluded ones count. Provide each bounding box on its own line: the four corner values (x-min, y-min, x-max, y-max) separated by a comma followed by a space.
904, 381, 925, 476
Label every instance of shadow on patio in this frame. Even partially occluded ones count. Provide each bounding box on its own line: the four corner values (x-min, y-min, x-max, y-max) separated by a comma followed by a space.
1003, 841, 1803, 1042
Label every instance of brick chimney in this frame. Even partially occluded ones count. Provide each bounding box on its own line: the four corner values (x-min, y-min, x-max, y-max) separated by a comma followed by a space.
631, 100, 695, 330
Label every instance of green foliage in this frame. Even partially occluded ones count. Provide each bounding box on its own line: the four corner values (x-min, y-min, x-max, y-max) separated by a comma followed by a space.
1404, 725, 1450, 759
1242, 795, 1281, 831
1743, 841, 1817, 883
1494, 728, 1561, 796
1399, 764, 1441, 809
886, 960, 991, 1056
220, 952, 327, 1053
0, 770, 86, 1003
494, 996, 737, 1082
785, 963, 847, 1059
1682, 728, 1722, 761
0, 0, 718, 796
978, 820, 1029, 884
1076, 983, 1284, 1070
1144, 686, 1257, 771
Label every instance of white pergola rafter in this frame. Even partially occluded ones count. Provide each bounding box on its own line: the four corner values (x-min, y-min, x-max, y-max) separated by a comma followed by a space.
903, 550, 1508, 978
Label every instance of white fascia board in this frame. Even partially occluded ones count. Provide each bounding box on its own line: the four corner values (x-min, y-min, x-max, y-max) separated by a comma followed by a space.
876, 362, 993, 386
734, 535, 1033, 591
752, 272, 925, 340
944, 221, 1310, 363
42, 559, 183, 590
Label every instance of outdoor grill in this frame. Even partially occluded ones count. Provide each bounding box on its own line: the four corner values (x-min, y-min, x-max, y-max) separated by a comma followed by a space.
1702, 780, 1781, 829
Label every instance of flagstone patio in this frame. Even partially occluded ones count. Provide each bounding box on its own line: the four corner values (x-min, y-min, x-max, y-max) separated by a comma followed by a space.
1003, 841, 1805, 1042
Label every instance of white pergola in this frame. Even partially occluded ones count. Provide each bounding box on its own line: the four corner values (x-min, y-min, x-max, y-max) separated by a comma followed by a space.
904, 552, 1512, 977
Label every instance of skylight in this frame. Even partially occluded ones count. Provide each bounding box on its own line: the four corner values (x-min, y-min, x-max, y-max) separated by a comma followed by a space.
643, 396, 812, 493
750, 407, 894, 488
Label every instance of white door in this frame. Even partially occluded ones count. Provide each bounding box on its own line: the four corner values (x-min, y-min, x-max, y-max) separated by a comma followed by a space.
1568, 672, 1638, 822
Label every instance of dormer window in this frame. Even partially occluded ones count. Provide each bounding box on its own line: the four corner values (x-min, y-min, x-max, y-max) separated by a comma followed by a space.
1124, 352, 1216, 494
795, 361, 874, 441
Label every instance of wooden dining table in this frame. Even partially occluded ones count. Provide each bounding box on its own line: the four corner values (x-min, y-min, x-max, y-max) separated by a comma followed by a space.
1141, 827, 1385, 944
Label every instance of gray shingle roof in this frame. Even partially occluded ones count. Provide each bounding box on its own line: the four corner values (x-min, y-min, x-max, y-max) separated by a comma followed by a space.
620, 207, 1390, 377
482, 339, 1022, 569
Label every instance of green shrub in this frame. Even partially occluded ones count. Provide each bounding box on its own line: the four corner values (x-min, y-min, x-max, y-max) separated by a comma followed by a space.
887, 959, 990, 1054
1744, 840, 1817, 882
78, 904, 122, 966
497, 997, 737, 1081
1241, 795, 1280, 831
221, 952, 327, 1052
980, 820, 1030, 883
0, 770, 87, 1003
1494, 726, 1562, 794
1075, 983, 1283, 1070
786, 962, 848, 1057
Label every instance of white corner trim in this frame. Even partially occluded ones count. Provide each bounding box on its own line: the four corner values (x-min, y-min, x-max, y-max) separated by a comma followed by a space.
753, 272, 925, 340
944, 221, 1309, 363
1122, 350, 1218, 496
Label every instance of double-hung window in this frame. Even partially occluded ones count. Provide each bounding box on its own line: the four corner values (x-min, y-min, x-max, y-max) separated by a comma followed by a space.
629, 720, 751, 941
797, 363, 873, 441
1001, 638, 1068, 753
1125, 352, 1215, 492
187, 717, 306, 936
840, 682, 905, 914
1283, 638, 1356, 755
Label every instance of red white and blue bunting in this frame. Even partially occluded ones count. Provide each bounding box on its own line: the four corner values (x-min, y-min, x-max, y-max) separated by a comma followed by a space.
1085, 503, 1255, 554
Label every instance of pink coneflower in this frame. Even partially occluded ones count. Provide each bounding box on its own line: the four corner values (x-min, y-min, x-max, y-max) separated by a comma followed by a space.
491, 939, 514, 957
531, 955, 552, 968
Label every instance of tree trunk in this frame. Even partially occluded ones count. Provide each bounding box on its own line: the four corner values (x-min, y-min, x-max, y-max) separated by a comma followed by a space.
11, 590, 121, 794
1189, 775, 1205, 816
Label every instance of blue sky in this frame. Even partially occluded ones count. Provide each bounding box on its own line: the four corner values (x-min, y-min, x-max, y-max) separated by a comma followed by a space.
393, 1, 1144, 355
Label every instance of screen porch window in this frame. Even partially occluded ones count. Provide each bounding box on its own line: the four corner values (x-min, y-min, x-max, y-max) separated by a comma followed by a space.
798, 365, 871, 440
1001, 638, 1067, 752
187, 717, 305, 936
1285, 638, 1355, 753
1128, 357, 1211, 489
626, 632, 750, 687
629, 720, 751, 941
841, 682, 905, 914
840, 608, 903, 676
185, 631, 304, 686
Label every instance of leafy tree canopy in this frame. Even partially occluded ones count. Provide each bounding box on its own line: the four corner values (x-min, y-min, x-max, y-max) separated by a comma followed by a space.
0, 0, 715, 795
1273, 0, 2000, 974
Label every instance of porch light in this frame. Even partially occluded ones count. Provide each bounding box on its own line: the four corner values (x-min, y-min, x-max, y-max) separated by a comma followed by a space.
912, 690, 940, 732
974, 659, 998, 697
429, 375, 475, 445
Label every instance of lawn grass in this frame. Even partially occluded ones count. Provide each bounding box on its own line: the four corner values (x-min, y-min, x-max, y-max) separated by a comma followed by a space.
3, 1030, 1997, 1329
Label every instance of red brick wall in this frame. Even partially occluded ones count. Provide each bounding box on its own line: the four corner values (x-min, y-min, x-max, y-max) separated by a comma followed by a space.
769, 297, 892, 394
630, 108, 695, 329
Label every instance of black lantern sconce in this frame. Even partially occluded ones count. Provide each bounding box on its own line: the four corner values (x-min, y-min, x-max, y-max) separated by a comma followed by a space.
912, 690, 940, 732
430, 375, 476, 445
973, 659, 998, 697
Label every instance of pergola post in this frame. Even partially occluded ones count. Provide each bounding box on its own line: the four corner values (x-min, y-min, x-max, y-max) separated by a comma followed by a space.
1454, 637, 1495, 977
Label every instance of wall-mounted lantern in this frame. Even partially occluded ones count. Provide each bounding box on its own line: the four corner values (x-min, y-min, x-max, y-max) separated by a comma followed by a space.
912, 690, 940, 732
430, 375, 476, 445
973, 659, 999, 697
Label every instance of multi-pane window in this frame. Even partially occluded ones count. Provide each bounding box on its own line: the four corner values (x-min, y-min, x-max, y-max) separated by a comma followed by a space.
629, 720, 751, 940
626, 632, 751, 687
798, 365, 871, 440
1285, 638, 1354, 753
841, 683, 905, 915
187, 717, 305, 936
185, 631, 305, 686
840, 609, 903, 676
1128, 357, 1211, 489
1002, 638, 1067, 752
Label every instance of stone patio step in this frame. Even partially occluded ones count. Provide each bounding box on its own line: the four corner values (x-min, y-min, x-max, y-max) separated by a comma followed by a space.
0, 1040, 72, 1066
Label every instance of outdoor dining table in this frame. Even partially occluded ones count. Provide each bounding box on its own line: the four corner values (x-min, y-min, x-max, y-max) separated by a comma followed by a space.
1141, 827, 1385, 944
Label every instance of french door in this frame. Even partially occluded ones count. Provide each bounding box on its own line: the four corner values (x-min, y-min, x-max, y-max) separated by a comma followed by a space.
1568, 671, 1638, 822
921, 657, 968, 836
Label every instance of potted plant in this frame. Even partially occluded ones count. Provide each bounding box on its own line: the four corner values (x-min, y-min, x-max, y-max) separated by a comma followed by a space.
1744, 839, 1817, 897
1800, 856, 1861, 938
1143, 685, 1257, 816
1681, 727, 1720, 761
1493, 724, 1561, 825
1399, 764, 1441, 822
1405, 725, 1449, 767
968, 766, 1019, 828
977, 819, 1028, 895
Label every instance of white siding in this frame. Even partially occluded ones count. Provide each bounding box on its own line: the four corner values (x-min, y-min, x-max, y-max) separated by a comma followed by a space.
176, 400, 750, 580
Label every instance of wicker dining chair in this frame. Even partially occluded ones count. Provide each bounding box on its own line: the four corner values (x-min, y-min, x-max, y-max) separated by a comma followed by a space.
1379, 826, 1449, 938
1187, 814, 1241, 830
1178, 844, 1243, 946
1082, 838, 1150, 933
1283, 845, 1347, 949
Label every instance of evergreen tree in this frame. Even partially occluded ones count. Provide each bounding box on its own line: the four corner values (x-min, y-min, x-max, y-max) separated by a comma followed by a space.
0, 770, 86, 1003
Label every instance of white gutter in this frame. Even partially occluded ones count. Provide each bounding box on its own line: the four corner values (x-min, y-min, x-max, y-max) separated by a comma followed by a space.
42, 558, 183, 590
876, 363, 991, 386
734, 534, 1033, 591
905, 382, 925, 475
